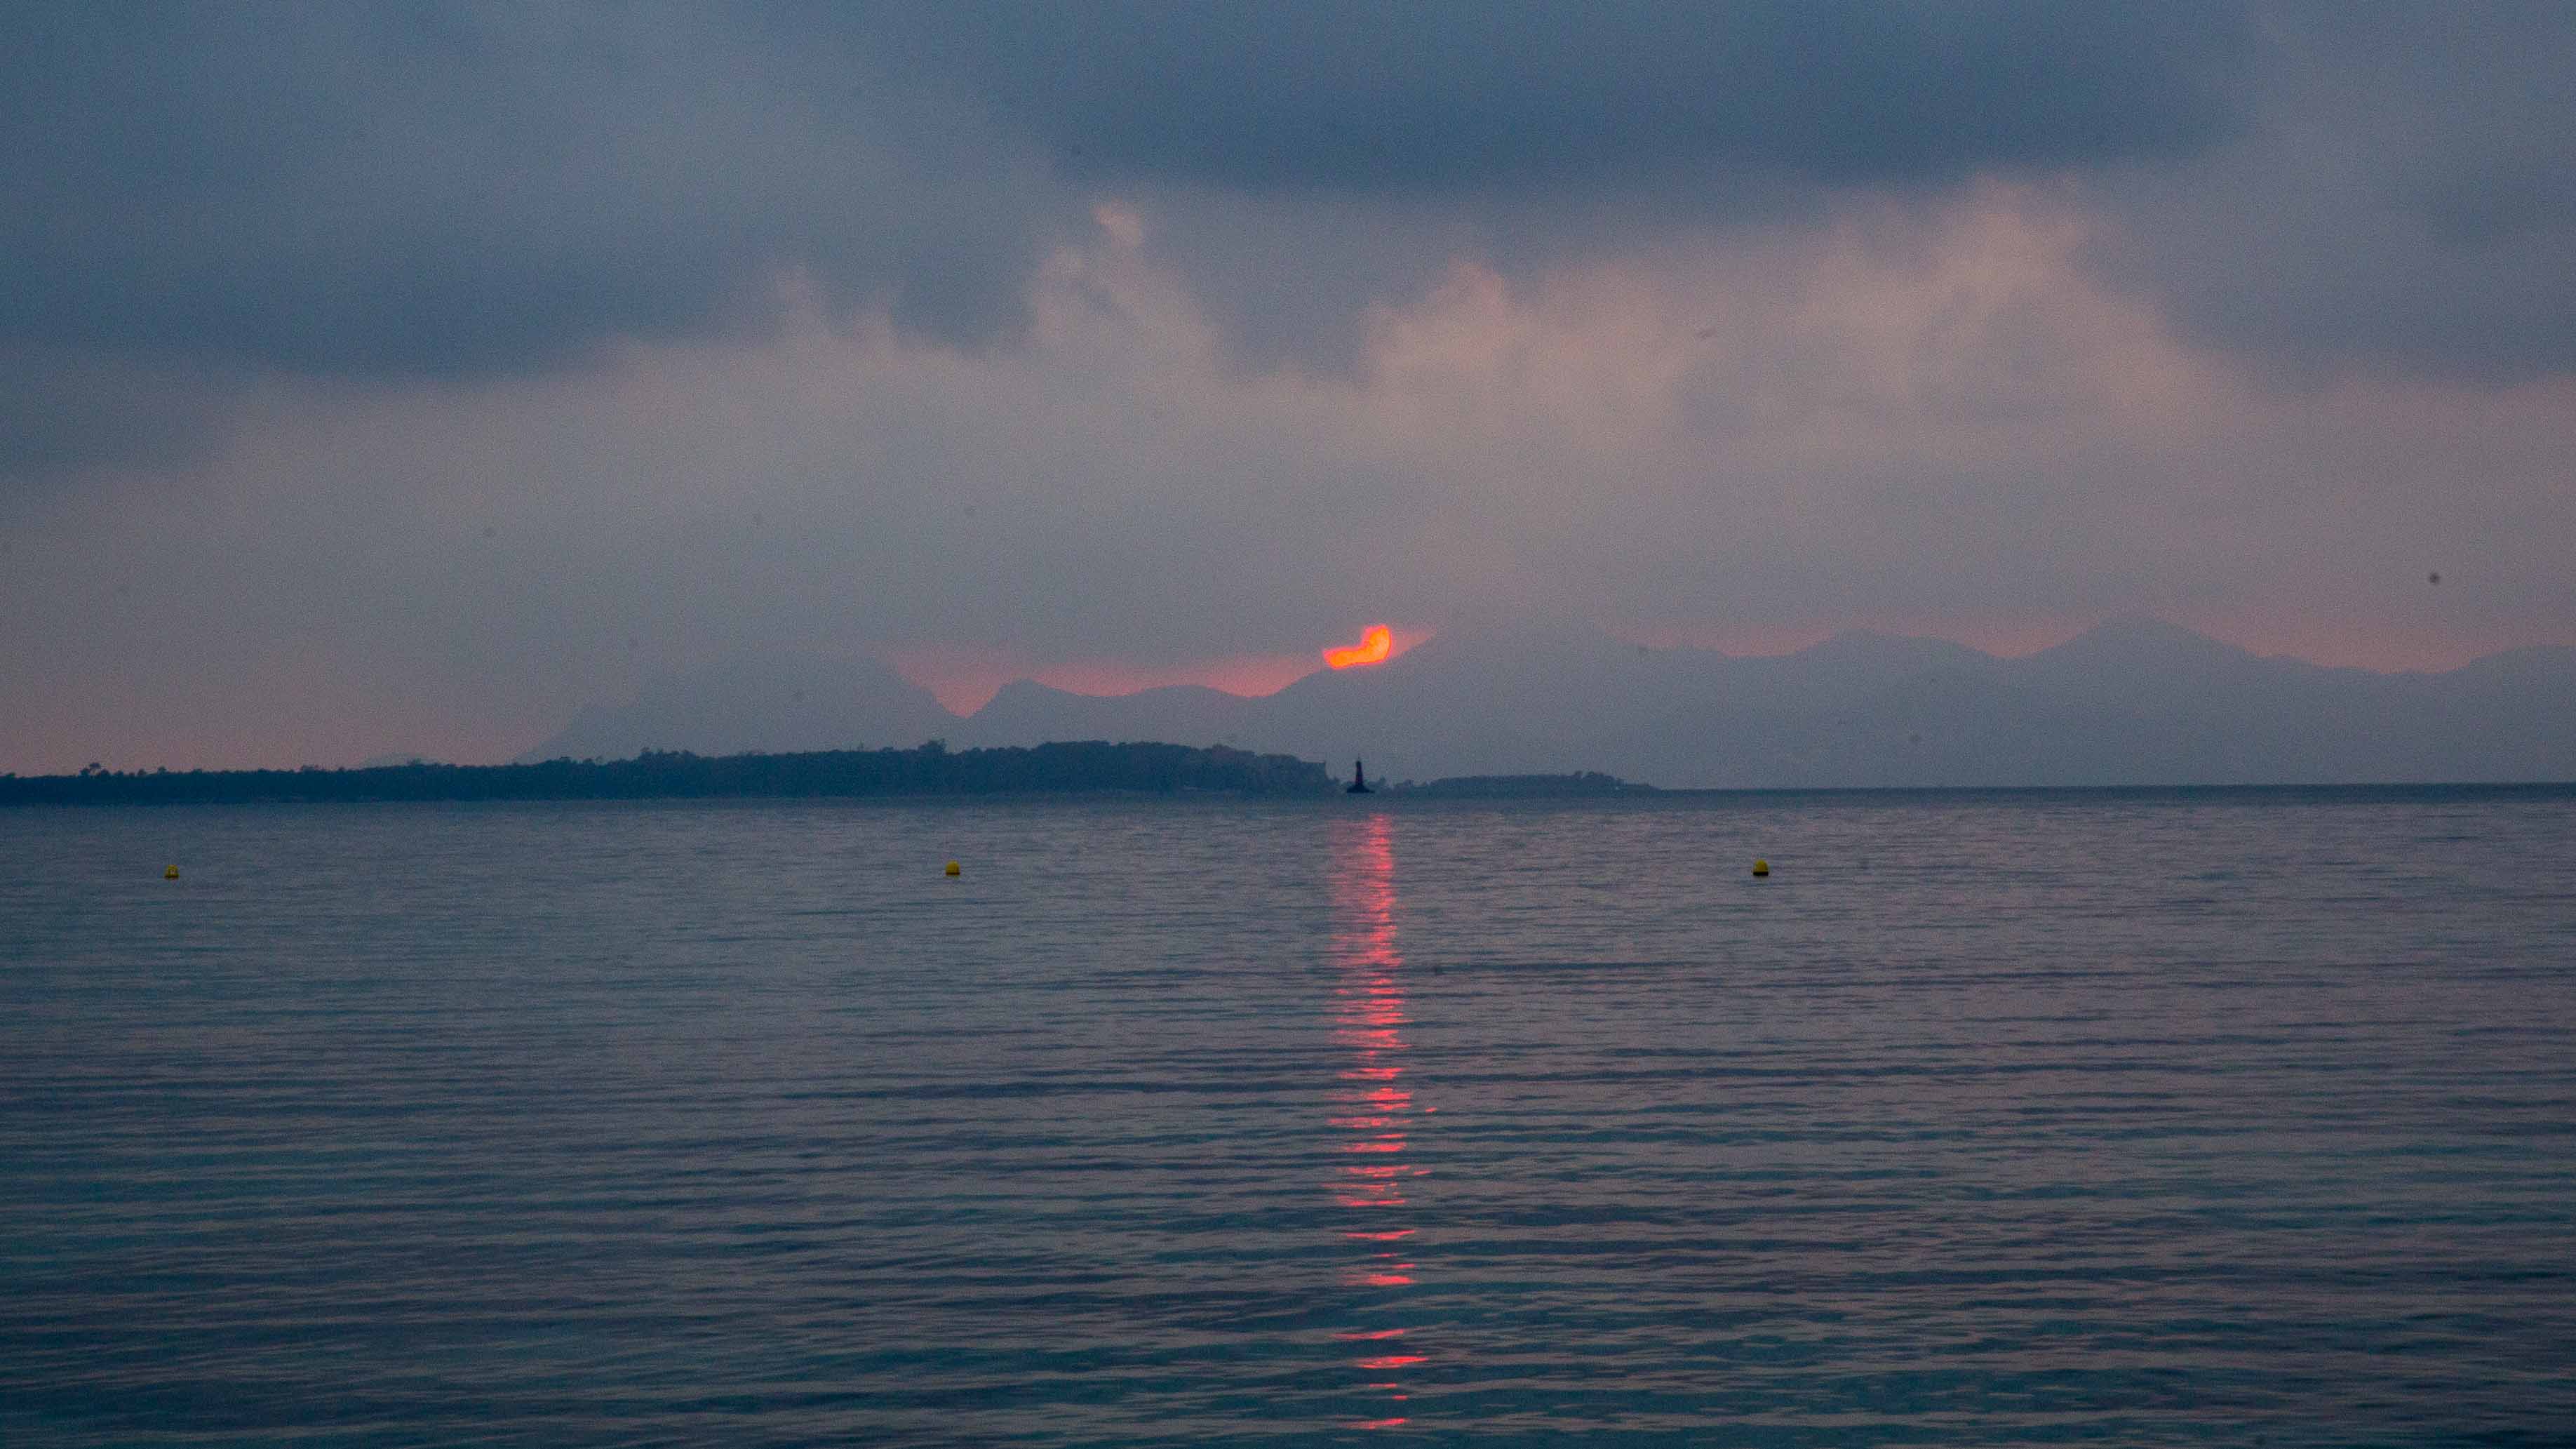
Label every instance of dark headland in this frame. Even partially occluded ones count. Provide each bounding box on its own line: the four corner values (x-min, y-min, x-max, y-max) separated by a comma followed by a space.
1384, 770, 1658, 799
0, 741, 1337, 806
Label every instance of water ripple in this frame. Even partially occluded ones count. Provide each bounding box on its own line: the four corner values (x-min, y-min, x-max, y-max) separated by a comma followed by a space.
4, 792, 2572, 1445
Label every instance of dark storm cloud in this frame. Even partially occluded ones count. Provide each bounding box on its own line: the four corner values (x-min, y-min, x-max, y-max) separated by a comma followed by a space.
2095, 1, 2576, 383
0, 1, 1076, 474
3, 3, 1067, 372
0, 345, 236, 474
7, 0, 2575, 479
2, 3, 2255, 461
879, 0, 2254, 193
859, 0, 2258, 373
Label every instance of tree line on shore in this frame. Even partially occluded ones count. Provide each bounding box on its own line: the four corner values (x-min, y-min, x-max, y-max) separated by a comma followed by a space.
0, 741, 1334, 805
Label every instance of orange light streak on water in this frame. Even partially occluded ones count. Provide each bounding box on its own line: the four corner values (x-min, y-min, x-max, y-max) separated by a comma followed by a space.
1325, 812, 1429, 1429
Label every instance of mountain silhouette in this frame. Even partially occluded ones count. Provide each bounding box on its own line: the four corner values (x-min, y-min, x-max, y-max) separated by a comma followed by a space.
953, 680, 1255, 752
523, 621, 2576, 786
520, 653, 956, 763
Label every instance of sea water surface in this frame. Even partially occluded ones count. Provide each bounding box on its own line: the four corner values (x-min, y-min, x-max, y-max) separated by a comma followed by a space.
4, 789, 2573, 1445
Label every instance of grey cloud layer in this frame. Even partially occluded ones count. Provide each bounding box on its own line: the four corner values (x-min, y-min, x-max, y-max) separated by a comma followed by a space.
6, 0, 2572, 479
874, 1, 2251, 190
7, 4, 1067, 367
2099, 4, 2576, 380
0, 3, 2245, 458
3, 2, 1072, 469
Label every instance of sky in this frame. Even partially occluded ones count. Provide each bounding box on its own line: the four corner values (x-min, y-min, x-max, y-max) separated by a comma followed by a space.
7, 1, 2575, 772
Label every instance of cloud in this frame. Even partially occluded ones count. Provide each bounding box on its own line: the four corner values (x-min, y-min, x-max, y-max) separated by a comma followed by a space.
13, 0, 2576, 483
0, 345, 239, 475
2091, 3, 2576, 382
1, 0, 2260, 476
1, 2, 1080, 472
878, 1, 2254, 192
880, 0, 2258, 373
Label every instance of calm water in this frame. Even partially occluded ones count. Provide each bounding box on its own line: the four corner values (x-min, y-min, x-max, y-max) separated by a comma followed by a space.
4, 790, 2573, 1446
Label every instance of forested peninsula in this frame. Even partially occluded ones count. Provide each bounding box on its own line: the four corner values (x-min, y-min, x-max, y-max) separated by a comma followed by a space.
1, 741, 1333, 806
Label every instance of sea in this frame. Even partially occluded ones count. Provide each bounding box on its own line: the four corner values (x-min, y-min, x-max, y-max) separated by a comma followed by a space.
4, 788, 2572, 1447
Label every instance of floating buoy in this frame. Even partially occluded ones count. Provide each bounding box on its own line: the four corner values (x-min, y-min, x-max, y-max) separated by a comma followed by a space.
944, 860, 960, 876
163, 864, 180, 879
1751, 859, 1769, 877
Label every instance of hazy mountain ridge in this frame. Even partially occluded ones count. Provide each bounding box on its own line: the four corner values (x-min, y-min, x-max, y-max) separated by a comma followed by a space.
953, 681, 1258, 753
522, 621, 2576, 787
520, 654, 954, 764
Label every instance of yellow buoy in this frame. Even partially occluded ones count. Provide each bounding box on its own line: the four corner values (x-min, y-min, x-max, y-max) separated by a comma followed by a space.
164, 864, 180, 879
944, 860, 960, 876
1751, 859, 1769, 877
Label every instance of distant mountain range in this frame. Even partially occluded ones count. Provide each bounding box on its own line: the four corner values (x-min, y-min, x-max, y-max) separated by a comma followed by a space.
518, 618, 2576, 787
525, 652, 957, 763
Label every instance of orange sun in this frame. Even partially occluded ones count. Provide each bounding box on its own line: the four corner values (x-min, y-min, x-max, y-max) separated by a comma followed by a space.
1323, 624, 1394, 669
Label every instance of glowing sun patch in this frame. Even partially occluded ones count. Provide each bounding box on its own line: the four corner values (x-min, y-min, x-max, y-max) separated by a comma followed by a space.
1324, 625, 1394, 669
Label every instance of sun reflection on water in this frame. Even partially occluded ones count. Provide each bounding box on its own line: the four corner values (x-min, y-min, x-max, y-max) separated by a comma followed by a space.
1327, 812, 1425, 1429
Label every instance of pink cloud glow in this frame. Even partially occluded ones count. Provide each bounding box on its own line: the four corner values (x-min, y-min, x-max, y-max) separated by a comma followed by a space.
885, 646, 1320, 716
889, 627, 1433, 716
